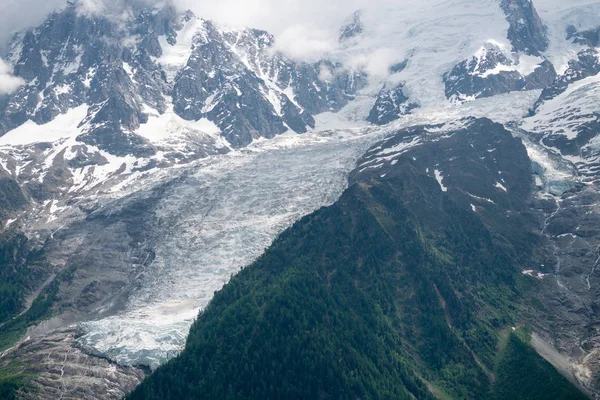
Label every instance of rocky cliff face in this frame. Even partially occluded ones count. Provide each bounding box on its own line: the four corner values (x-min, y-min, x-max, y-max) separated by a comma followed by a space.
2, 4, 167, 157
0, 172, 27, 224
171, 19, 366, 147
339, 10, 364, 43
444, 43, 556, 101
500, 0, 549, 56
0, 1, 366, 156
366, 82, 417, 125
443, 0, 553, 102
535, 49, 600, 109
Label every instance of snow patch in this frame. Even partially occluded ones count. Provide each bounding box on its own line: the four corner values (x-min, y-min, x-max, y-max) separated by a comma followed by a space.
157, 17, 206, 82
137, 104, 224, 146
523, 72, 600, 140
495, 182, 508, 192
0, 106, 88, 146
434, 169, 447, 192
522, 269, 549, 280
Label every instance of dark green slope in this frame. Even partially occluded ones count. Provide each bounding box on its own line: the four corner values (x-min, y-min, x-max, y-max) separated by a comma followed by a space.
0, 172, 38, 397
0, 169, 31, 325
491, 331, 587, 400
129, 118, 587, 399
0, 174, 27, 224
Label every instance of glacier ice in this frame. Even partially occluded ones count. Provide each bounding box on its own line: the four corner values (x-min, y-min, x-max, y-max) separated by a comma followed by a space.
76, 129, 383, 369
72, 88, 545, 370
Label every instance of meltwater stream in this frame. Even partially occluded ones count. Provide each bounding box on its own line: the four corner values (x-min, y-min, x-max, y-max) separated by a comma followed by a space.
76, 129, 382, 369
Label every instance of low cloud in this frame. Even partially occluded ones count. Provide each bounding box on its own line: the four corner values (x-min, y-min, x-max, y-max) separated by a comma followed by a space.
76, 0, 110, 14
0, 0, 66, 49
0, 58, 24, 94
0, 0, 401, 72
346, 48, 404, 78
318, 64, 334, 82
275, 25, 338, 62
74, 0, 163, 15
175, 0, 372, 61
174, 0, 369, 36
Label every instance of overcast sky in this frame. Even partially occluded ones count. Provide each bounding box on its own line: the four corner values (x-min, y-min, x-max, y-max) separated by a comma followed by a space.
0, 0, 65, 46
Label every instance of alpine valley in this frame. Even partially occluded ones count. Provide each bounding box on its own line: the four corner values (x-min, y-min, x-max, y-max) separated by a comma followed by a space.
1, 0, 600, 398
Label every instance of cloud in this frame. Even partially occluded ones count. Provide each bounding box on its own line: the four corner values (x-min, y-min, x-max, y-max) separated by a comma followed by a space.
0, 58, 24, 94
0, 0, 66, 49
318, 64, 334, 82
0, 0, 378, 60
173, 0, 372, 61
0, 0, 372, 38
274, 25, 337, 61
0, 0, 402, 70
74, 0, 162, 15
174, 0, 368, 36
76, 0, 110, 14
345, 48, 404, 78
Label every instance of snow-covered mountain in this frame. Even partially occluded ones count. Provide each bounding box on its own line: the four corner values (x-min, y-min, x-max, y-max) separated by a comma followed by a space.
0, 1, 367, 207
4, 0, 600, 398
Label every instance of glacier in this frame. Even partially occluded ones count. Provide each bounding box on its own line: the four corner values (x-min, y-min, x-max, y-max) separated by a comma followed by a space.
71, 88, 544, 369
75, 127, 384, 369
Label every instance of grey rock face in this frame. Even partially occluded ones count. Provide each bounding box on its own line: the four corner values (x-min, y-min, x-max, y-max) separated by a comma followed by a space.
0, 172, 28, 224
367, 83, 418, 125
525, 50, 600, 159
566, 25, 600, 48
291, 60, 366, 115
1, 1, 366, 155
1, 3, 171, 158
171, 23, 298, 147
172, 21, 366, 147
517, 39, 600, 392
339, 10, 364, 42
535, 49, 600, 109
2, 326, 146, 400
389, 60, 408, 74
500, 0, 549, 56
518, 126, 600, 396
444, 43, 556, 101
525, 60, 557, 87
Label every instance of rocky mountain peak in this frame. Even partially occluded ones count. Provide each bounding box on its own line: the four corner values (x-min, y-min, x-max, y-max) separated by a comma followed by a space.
444, 41, 555, 101
339, 10, 364, 43
0, 1, 368, 207
0, 1, 366, 156
500, 0, 548, 55
367, 82, 417, 125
